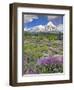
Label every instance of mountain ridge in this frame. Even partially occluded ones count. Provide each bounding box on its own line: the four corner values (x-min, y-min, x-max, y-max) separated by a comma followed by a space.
24, 21, 63, 33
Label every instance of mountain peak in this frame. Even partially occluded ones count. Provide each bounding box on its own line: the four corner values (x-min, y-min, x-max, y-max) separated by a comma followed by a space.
47, 21, 56, 27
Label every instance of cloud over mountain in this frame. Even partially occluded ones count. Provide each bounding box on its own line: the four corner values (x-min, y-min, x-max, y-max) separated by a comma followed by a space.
57, 24, 63, 32
24, 15, 38, 23
27, 25, 45, 32
48, 16, 59, 20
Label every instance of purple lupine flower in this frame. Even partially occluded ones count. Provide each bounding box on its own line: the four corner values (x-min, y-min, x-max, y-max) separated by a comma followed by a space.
28, 69, 34, 74
25, 68, 36, 74
51, 55, 63, 64
37, 56, 52, 65
37, 55, 63, 65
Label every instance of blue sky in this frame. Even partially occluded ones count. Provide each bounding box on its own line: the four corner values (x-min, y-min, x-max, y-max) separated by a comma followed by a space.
24, 14, 63, 29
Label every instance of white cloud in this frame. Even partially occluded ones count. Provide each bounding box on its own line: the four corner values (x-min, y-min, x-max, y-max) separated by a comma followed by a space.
57, 24, 63, 31
24, 15, 38, 23
48, 16, 59, 20
24, 27, 28, 31
28, 25, 45, 32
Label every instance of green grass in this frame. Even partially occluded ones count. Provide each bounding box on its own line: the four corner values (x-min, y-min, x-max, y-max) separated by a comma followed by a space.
23, 32, 63, 74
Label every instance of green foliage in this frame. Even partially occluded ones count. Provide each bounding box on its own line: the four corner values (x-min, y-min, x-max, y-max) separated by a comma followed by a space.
48, 34, 57, 41
35, 64, 63, 73
23, 32, 63, 74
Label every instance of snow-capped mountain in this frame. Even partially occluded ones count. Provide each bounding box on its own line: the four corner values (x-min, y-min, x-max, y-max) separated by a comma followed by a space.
24, 21, 63, 33
45, 21, 56, 31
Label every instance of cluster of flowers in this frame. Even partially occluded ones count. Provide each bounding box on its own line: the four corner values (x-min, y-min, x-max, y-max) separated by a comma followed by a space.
37, 55, 63, 65
24, 55, 63, 74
